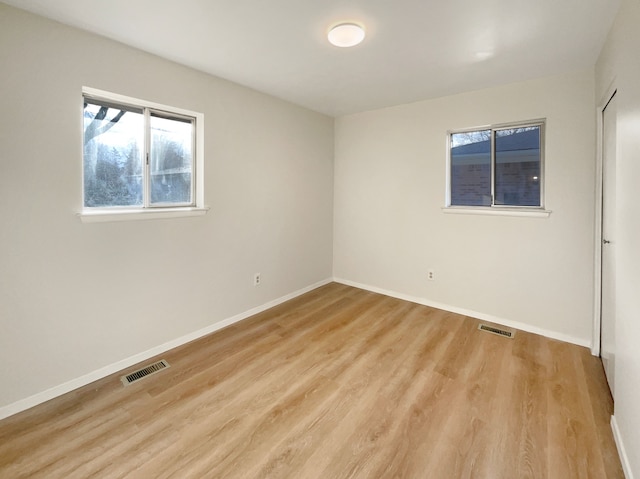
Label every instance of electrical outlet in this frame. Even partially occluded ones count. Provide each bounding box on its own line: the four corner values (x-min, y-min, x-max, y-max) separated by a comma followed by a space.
254, 273, 261, 286
427, 269, 435, 281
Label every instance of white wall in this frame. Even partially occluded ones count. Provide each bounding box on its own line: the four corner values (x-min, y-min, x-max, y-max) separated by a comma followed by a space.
596, 0, 640, 475
0, 4, 334, 411
334, 70, 597, 346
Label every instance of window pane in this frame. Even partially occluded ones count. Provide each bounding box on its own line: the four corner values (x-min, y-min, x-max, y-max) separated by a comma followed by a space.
149, 114, 193, 205
83, 101, 143, 207
450, 130, 491, 206
494, 127, 541, 206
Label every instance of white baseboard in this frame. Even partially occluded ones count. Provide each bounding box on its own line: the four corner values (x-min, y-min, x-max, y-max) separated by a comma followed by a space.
333, 277, 591, 349
612, 415, 635, 479
0, 278, 333, 421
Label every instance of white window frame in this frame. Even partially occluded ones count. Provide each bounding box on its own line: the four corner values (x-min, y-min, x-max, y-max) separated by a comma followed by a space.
79, 87, 207, 223
444, 119, 551, 218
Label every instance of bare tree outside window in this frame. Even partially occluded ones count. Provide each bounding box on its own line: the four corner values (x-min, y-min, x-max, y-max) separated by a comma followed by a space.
83, 101, 143, 207
83, 96, 195, 209
149, 114, 193, 205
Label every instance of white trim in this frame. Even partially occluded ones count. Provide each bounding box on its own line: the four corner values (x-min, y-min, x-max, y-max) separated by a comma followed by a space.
83, 87, 202, 119
78, 206, 210, 223
611, 415, 635, 479
442, 206, 551, 218
0, 278, 333, 420
593, 83, 618, 356
593, 100, 605, 356
333, 277, 591, 348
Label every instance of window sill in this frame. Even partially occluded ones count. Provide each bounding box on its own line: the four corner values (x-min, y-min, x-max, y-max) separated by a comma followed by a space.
78, 206, 210, 223
442, 207, 551, 218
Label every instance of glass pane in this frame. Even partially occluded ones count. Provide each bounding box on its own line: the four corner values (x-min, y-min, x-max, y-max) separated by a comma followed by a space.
495, 127, 541, 206
150, 114, 193, 205
450, 130, 491, 206
83, 101, 143, 207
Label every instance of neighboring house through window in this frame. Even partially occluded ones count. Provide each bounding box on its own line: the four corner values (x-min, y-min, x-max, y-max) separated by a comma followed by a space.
448, 121, 545, 209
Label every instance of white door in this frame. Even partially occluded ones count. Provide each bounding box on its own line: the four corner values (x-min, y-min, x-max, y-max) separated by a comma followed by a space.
601, 92, 617, 397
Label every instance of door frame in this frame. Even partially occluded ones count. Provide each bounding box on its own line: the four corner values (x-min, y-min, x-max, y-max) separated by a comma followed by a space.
592, 81, 617, 357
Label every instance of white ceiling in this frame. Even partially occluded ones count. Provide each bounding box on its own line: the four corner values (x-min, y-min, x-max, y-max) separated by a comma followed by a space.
3, 0, 619, 117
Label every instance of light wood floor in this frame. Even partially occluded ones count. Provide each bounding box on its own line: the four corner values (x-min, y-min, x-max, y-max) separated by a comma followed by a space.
0, 283, 624, 478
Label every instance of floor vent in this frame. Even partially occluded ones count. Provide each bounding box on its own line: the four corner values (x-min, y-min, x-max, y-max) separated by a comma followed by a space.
121, 360, 170, 386
478, 324, 515, 339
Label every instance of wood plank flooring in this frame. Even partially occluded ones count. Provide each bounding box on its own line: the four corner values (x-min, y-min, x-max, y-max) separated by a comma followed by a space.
0, 283, 624, 478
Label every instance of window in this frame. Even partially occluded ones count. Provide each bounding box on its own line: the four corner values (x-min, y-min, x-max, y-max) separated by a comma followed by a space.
81, 88, 205, 221
448, 121, 544, 209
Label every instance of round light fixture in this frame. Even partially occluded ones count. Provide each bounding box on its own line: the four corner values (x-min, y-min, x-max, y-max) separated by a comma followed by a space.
328, 23, 365, 48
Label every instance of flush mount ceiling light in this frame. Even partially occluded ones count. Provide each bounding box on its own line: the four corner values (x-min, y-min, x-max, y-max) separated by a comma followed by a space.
328, 23, 365, 48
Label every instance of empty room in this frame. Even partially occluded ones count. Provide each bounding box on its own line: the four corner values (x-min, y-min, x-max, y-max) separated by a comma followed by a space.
0, 0, 639, 478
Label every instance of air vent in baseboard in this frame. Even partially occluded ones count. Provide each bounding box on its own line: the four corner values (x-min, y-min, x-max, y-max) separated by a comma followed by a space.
478, 324, 515, 339
121, 360, 170, 386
